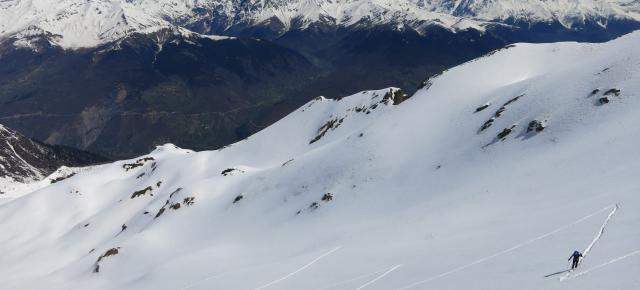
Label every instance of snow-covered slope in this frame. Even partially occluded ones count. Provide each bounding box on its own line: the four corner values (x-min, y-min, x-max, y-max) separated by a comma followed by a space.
1, 32, 640, 290
3, 0, 640, 49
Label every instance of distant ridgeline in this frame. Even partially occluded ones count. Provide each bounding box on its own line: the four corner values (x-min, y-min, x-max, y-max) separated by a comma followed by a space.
0, 124, 108, 183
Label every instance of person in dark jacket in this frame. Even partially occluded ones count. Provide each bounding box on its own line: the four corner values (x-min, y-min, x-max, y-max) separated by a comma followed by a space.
568, 250, 583, 269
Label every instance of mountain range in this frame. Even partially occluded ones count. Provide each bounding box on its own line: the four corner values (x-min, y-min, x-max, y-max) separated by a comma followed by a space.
3, 0, 640, 48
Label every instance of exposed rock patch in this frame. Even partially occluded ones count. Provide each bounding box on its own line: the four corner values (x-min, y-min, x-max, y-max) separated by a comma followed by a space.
497, 124, 517, 140
604, 88, 621, 96
527, 120, 547, 133
131, 186, 153, 199
123, 157, 155, 171
221, 168, 245, 176
474, 102, 490, 113
94, 247, 120, 273
382, 89, 410, 105
310, 118, 342, 144
50, 172, 76, 184
480, 118, 495, 132
183, 197, 195, 206
478, 94, 524, 133
321, 193, 333, 202
154, 208, 166, 218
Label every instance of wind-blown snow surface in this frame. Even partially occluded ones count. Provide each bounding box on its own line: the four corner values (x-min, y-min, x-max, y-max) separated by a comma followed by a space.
2, 32, 640, 290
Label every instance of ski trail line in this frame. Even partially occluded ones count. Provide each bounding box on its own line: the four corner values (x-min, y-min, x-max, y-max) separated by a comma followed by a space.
179, 256, 286, 290
353, 265, 403, 290
180, 271, 234, 290
253, 246, 342, 290
395, 204, 617, 290
315, 267, 390, 290
559, 204, 619, 281
583, 204, 618, 257
563, 249, 640, 281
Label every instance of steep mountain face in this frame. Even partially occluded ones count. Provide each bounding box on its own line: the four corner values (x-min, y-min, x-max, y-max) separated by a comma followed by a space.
0, 31, 638, 290
0, 28, 316, 157
0, 123, 107, 185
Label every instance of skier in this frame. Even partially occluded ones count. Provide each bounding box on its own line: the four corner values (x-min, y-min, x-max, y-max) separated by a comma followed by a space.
568, 250, 583, 269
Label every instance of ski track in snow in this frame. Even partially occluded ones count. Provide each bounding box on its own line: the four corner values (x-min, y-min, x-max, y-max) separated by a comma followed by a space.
395, 204, 618, 290
315, 267, 391, 290
559, 205, 619, 281
180, 253, 298, 290
180, 272, 228, 290
180, 246, 342, 290
253, 246, 342, 290
353, 265, 403, 290
583, 204, 619, 258
564, 249, 640, 281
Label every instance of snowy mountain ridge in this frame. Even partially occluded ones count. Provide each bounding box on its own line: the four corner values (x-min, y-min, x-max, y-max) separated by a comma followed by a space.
0, 31, 639, 289
0, 0, 171, 48
0, 124, 44, 182
2, 0, 640, 48
422, 0, 640, 23
0, 123, 107, 199
201, 0, 640, 30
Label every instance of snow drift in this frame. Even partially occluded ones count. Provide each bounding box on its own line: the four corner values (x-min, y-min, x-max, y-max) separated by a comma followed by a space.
1, 31, 640, 290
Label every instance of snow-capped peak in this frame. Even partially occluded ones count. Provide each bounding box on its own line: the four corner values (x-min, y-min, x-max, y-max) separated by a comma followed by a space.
5, 0, 639, 49
173, 0, 640, 33
0, 0, 237, 49
424, 0, 640, 27
0, 0, 172, 48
